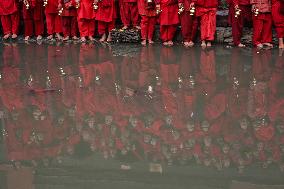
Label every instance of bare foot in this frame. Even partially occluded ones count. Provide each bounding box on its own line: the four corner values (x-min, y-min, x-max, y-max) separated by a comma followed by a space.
141, 39, 147, 46
81, 37, 87, 42
47, 35, 53, 40
279, 49, 284, 56
24, 36, 30, 41
72, 36, 79, 40
106, 34, 112, 42
63, 36, 70, 41
3, 34, 10, 40
238, 43, 245, 48
280, 44, 284, 49
206, 41, 212, 47
256, 43, 263, 49
263, 43, 273, 47
89, 36, 95, 41
56, 33, 63, 40
183, 42, 190, 47
37, 35, 43, 40
135, 26, 141, 30
100, 34, 106, 42
201, 41, 206, 48
163, 41, 169, 46
279, 38, 284, 49
188, 41, 194, 47
168, 41, 173, 46
148, 40, 154, 44
11, 34, 17, 39
122, 26, 128, 30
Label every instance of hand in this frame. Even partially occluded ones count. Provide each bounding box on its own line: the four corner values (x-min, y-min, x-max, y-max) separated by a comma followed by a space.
189, 2, 194, 8
58, 3, 62, 9
156, 4, 160, 9
251, 4, 255, 11
234, 4, 239, 9
75, 0, 80, 3
178, 3, 183, 8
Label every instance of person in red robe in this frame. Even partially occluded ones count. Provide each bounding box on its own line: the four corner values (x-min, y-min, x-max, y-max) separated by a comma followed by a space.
156, 0, 179, 46
22, 0, 44, 41
250, 0, 273, 48
95, 0, 117, 42
45, 0, 63, 40
271, 0, 284, 48
195, 0, 218, 48
227, 0, 252, 47
76, 0, 96, 42
0, 0, 20, 39
58, 0, 78, 41
119, 0, 140, 30
138, 0, 157, 45
178, 0, 198, 47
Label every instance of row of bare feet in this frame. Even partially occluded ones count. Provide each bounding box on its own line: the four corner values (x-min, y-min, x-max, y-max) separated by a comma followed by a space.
3, 33, 18, 40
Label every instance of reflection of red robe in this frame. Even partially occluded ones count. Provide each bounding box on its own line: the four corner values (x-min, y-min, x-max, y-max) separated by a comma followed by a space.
255, 124, 275, 142
196, 50, 216, 83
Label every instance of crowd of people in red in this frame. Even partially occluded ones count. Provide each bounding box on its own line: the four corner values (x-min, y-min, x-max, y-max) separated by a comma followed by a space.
0, 44, 283, 173
0, 0, 283, 47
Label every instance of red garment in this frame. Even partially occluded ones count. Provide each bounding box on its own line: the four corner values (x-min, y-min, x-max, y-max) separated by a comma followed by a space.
119, 0, 139, 26
78, 18, 95, 37
23, 1, 44, 37
137, 0, 157, 16
0, 0, 18, 15
227, 0, 250, 6
45, 13, 62, 34
272, 0, 284, 38
159, 0, 179, 25
204, 93, 227, 121
252, 13, 272, 45
160, 25, 177, 41
196, 7, 217, 41
228, 4, 252, 45
62, 16, 78, 37
96, 0, 117, 23
250, 0, 271, 12
197, 49, 216, 83
180, 12, 198, 42
77, 0, 96, 20
255, 125, 275, 142
98, 20, 115, 34
1, 13, 20, 35
140, 15, 156, 40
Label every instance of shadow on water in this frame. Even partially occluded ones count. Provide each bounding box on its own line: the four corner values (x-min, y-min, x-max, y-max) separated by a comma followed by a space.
0, 42, 283, 189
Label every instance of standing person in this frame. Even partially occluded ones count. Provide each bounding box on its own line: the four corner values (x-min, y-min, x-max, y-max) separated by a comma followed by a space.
58, 0, 79, 41
138, 0, 157, 45
22, 0, 45, 41
156, 0, 179, 46
250, 0, 273, 48
178, 0, 198, 47
120, 0, 140, 30
76, 0, 96, 42
271, 0, 284, 48
227, 0, 252, 47
0, 0, 20, 40
45, 0, 63, 40
195, 0, 218, 48
95, 0, 117, 42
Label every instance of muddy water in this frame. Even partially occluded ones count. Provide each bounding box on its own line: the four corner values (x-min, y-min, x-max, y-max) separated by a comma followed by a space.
0, 42, 283, 189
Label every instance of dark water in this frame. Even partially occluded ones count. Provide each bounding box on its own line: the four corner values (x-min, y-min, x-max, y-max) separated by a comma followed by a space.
0, 42, 283, 189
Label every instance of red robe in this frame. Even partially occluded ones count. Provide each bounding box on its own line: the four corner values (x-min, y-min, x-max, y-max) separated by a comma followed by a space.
195, 0, 218, 41
96, 0, 117, 34
227, 0, 252, 45
272, 0, 284, 38
45, 0, 62, 34
138, 0, 157, 40
119, 0, 139, 27
178, 0, 198, 42
22, 0, 44, 37
250, 0, 272, 45
0, 0, 19, 35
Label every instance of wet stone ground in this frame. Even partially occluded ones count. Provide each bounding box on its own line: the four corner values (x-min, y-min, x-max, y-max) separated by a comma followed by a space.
0, 42, 283, 189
